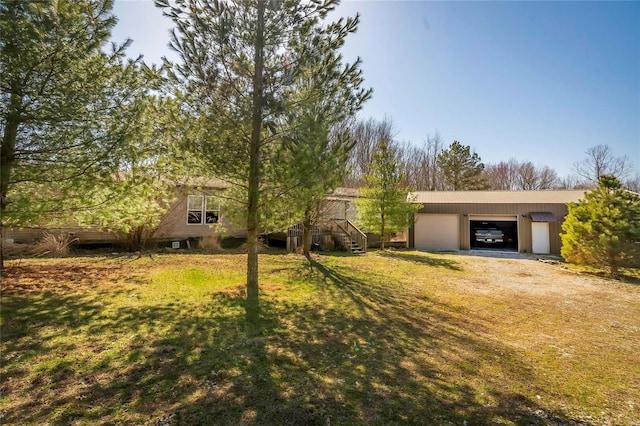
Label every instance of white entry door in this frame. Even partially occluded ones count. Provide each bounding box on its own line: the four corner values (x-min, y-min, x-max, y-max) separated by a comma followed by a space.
531, 222, 550, 254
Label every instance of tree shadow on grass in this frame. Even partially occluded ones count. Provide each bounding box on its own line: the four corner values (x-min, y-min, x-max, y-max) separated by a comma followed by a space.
377, 249, 463, 270
2, 257, 594, 425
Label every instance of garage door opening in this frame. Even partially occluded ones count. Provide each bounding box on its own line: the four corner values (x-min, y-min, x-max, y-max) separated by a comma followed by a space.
470, 219, 518, 251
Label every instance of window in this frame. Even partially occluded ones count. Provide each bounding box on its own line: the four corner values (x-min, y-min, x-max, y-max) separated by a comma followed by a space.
187, 195, 220, 225
204, 196, 220, 224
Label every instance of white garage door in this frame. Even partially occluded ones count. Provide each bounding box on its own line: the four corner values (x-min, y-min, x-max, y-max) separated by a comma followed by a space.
415, 214, 459, 251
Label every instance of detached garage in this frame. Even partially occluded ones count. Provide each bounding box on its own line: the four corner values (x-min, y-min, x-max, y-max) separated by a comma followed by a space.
409, 190, 586, 255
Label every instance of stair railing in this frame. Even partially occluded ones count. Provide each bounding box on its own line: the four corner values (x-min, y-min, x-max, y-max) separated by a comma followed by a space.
346, 220, 367, 252
332, 220, 367, 252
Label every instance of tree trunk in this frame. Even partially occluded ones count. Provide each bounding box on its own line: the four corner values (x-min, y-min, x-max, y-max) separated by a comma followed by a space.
246, 0, 266, 328
302, 206, 312, 259
0, 90, 21, 271
609, 251, 619, 278
380, 213, 385, 250
0, 226, 5, 273
0, 5, 22, 271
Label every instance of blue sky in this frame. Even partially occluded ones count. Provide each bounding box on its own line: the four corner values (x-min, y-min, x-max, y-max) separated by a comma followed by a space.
111, 0, 640, 178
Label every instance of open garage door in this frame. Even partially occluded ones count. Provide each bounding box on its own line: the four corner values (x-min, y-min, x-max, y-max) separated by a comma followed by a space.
469, 215, 518, 251
415, 214, 459, 251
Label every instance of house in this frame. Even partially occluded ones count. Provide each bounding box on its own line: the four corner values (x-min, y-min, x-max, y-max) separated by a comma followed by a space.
4, 182, 362, 251
269, 187, 365, 252
5, 178, 244, 249
408, 190, 587, 255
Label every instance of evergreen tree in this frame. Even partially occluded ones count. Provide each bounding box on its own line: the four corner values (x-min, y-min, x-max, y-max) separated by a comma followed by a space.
561, 175, 640, 277
357, 139, 420, 249
156, 0, 370, 324
73, 96, 186, 251
283, 113, 353, 258
282, 73, 369, 257
0, 0, 149, 269
437, 141, 487, 190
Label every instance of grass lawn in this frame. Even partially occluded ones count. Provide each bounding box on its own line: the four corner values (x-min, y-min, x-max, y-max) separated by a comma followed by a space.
1, 250, 639, 425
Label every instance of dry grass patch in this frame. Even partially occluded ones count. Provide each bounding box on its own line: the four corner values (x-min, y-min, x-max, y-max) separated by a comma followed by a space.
1, 250, 639, 425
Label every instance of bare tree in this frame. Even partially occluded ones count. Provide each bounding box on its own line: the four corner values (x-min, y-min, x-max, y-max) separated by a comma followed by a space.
573, 144, 633, 187
396, 141, 423, 189
485, 159, 558, 190
515, 162, 558, 190
343, 116, 397, 187
515, 161, 538, 190
624, 173, 640, 193
395, 132, 445, 191
484, 159, 517, 190
423, 133, 445, 190
537, 165, 559, 189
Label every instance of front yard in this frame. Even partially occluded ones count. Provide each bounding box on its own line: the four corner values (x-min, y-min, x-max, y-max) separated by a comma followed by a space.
1, 250, 639, 425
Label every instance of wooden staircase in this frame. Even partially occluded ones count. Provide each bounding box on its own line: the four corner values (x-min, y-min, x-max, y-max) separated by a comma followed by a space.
285, 220, 366, 254
333, 221, 367, 255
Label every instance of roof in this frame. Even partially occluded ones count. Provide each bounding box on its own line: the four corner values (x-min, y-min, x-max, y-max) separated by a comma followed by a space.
408, 190, 587, 204
176, 176, 231, 189
529, 212, 557, 222
330, 187, 360, 198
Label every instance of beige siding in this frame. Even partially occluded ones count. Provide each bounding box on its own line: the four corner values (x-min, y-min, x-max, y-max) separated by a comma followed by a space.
6, 190, 244, 245
5, 228, 44, 243
6, 226, 119, 244
317, 197, 357, 226
156, 193, 245, 240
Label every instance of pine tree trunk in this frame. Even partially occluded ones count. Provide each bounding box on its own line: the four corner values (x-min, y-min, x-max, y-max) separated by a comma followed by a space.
609, 251, 619, 278
380, 212, 385, 250
302, 206, 312, 259
0, 225, 5, 272
246, 0, 266, 329
0, 93, 21, 272
1, 6, 24, 272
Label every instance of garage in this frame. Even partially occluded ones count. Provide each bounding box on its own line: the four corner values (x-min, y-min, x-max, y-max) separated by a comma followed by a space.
469, 215, 518, 251
414, 214, 459, 251
409, 190, 586, 254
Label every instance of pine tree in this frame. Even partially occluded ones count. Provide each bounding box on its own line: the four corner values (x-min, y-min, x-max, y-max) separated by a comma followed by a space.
437, 141, 487, 190
0, 0, 149, 269
561, 175, 640, 277
156, 0, 370, 324
283, 113, 352, 257
73, 96, 186, 251
282, 73, 370, 257
356, 139, 420, 249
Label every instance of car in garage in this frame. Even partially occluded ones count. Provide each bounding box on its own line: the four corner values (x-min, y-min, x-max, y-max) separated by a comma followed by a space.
474, 229, 504, 244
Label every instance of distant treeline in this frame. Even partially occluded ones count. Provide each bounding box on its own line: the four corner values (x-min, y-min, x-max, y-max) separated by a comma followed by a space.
340, 117, 639, 192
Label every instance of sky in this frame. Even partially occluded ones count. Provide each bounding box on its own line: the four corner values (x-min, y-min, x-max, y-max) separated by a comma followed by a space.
111, 0, 640, 178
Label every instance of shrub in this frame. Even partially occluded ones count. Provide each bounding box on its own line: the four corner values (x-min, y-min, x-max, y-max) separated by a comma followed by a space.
32, 232, 79, 257
561, 175, 640, 277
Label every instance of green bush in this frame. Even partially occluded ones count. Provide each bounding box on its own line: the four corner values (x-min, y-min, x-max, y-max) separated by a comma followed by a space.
561, 175, 640, 277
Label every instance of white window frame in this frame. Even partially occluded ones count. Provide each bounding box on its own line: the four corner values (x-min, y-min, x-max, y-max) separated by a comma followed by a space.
187, 195, 221, 225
